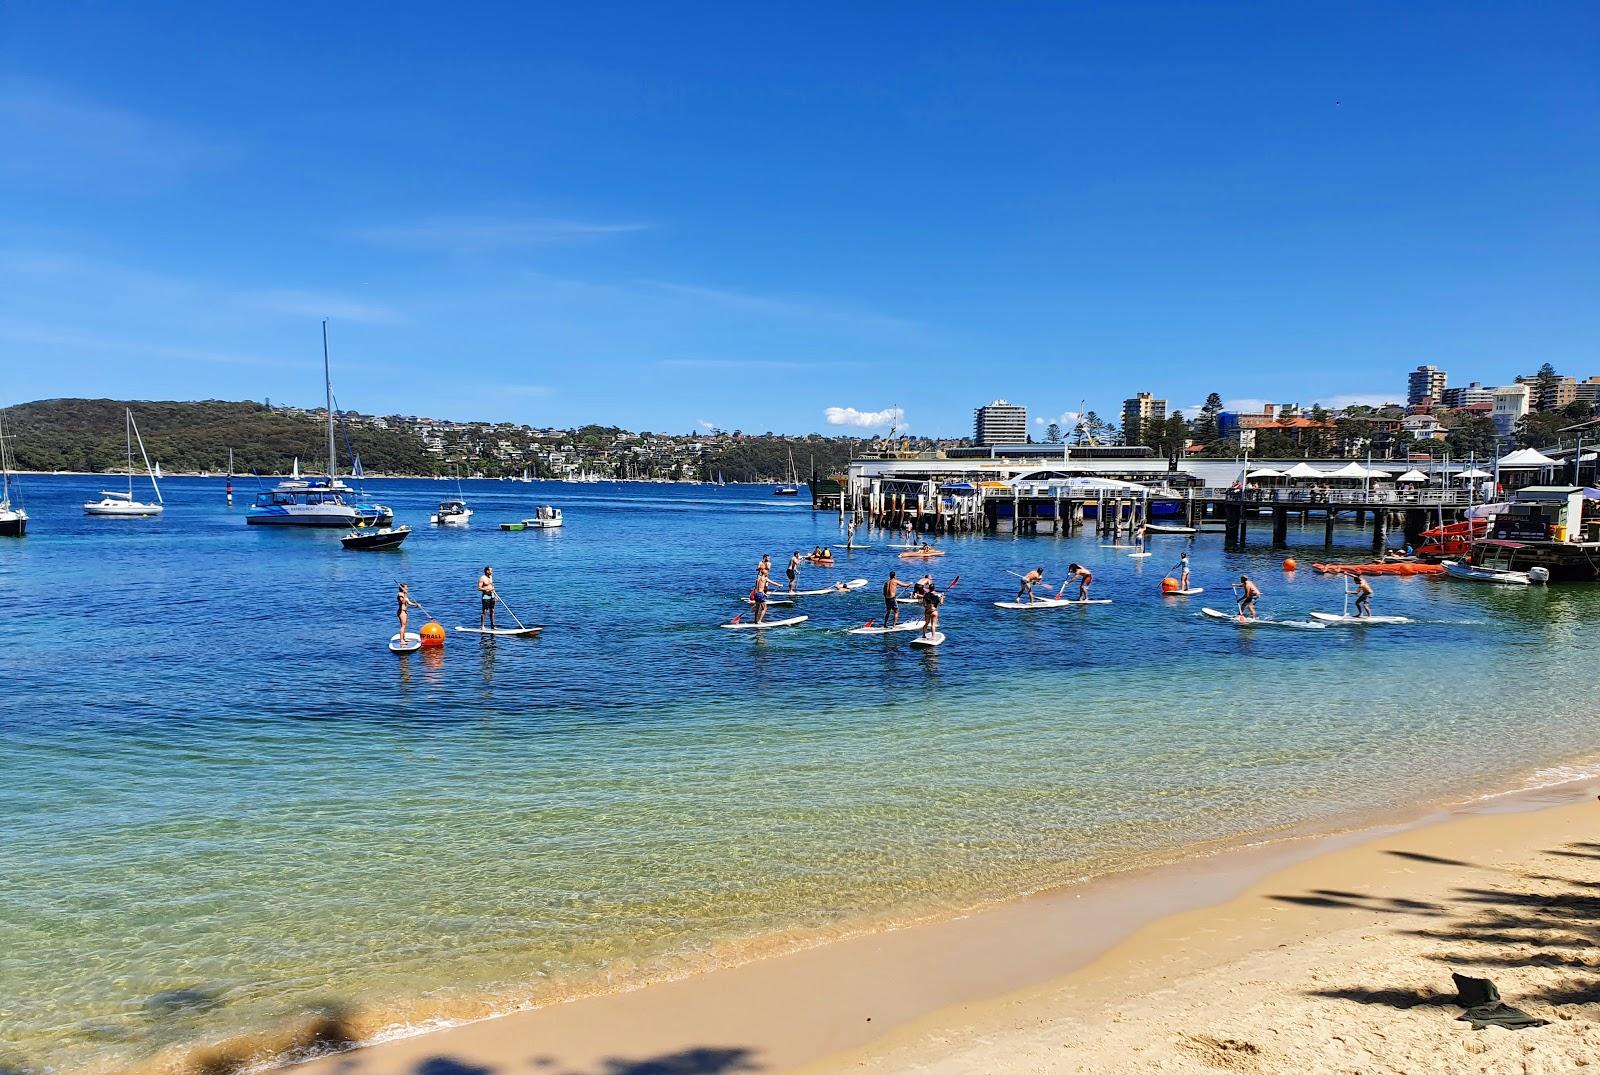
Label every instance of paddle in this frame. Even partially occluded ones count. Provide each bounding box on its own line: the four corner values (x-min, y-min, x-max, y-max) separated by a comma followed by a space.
727, 613, 745, 625
494, 592, 537, 634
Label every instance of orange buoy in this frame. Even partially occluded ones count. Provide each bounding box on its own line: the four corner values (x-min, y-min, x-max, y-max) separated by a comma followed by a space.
420, 621, 446, 647
1283, 558, 1297, 572
1160, 576, 1180, 593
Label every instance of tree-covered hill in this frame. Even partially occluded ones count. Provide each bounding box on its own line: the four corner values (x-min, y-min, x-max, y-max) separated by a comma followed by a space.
1, 398, 436, 475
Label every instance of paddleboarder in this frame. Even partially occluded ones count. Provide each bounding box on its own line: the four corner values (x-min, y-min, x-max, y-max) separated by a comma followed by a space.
477, 566, 498, 630
751, 567, 773, 624
1177, 552, 1191, 591
847, 519, 858, 549
1351, 572, 1374, 619
883, 570, 910, 625
1236, 574, 1261, 620
1066, 563, 1093, 601
1017, 566, 1046, 604
786, 551, 803, 592
921, 578, 943, 637
396, 582, 423, 643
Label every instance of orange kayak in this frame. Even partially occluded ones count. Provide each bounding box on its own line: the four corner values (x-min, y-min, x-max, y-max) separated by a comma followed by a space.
899, 549, 947, 560
1313, 562, 1445, 576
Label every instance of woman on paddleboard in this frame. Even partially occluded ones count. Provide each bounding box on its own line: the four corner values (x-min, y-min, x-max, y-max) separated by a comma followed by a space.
396, 583, 423, 643
1177, 552, 1191, 591
921, 580, 943, 637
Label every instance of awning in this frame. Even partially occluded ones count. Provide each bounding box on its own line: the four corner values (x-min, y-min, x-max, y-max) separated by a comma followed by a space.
1284, 462, 1325, 478
1458, 468, 1492, 479
1394, 469, 1430, 483
940, 482, 976, 493
1326, 462, 1370, 479
1244, 467, 1285, 479
1497, 448, 1559, 468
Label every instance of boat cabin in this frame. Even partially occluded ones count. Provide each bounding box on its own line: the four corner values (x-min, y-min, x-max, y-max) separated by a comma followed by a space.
1492, 486, 1593, 543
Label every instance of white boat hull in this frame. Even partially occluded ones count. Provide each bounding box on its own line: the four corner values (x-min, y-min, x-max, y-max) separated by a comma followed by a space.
84, 499, 163, 516
1441, 560, 1531, 585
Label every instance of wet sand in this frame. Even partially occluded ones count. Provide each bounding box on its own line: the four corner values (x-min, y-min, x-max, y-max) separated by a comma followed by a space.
270, 779, 1598, 1075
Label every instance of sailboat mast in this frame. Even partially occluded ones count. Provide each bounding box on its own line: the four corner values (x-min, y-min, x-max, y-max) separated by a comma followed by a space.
126, 409, 134, 499
323, 319, 337, 480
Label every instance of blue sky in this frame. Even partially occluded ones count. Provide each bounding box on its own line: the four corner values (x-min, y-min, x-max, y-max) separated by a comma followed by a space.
2, 2, 1595, 437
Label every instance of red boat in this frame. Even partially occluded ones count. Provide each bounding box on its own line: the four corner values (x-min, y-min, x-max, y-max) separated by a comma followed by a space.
1416, 518, 1489, 560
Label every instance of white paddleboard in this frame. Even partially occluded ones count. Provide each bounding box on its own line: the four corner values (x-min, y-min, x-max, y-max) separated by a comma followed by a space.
1307, 612, 1412, 625
1166, 587, 1205, 596
453, 626, 544, 636
389, 633, 422, 653
886, 543, 920, 549
910, 632, 945, 648
774, 579, 868, 597
1201, 608, 1326, 629
831, 544, 873, 550
721, 615, 809, 630
993, 597, 1112, 609
1100, 544, 1138, 549
847, 619, 926, 636
742, 596, 795, 606
1129, 551, 1152, 558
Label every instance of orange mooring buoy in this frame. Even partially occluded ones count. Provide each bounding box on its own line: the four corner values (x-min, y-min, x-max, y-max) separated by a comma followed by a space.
1160, 576, 1180, 593
1283, 558, 1298, 572
420, 621, 446, 647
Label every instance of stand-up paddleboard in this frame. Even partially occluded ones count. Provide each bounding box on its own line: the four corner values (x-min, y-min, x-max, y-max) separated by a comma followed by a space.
831, 544, 873, 550
1145, 524, 1198, 535
1201, 608, 1326, 629
389, 633, 422, 653
847, 619, 926, 635
910, 631, 945, 648
453, 625, 544, 637
742, 596, 795, 606
1166, 587, 1205, 596
775, 579, 869, 597
721, 615, 808, 630
1129, 551, 1152, 558
886, 543, 921, 549
1308, 612, 1412, 625
993, 597, 1112, 609
1100, 544, 1139, 549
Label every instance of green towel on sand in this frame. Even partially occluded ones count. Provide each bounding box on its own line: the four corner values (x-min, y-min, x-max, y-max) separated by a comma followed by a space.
1452, 973, 1549, 1031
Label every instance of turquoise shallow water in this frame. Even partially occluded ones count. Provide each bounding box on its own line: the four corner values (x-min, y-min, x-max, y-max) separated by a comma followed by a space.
2, 475, 1598, 1074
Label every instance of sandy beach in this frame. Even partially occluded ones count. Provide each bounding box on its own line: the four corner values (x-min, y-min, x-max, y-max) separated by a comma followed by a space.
258, 781, 1600, 1075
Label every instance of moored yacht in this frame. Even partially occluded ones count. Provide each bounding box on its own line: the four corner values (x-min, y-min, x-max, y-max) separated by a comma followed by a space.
0, 411, 25, 536
84, 409, 164, 517
246, 322, 392, 528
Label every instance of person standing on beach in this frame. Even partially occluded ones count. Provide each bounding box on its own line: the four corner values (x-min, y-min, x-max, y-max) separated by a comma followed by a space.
1066, 563, 1093, 601
477, 566, 497, 630
1236, 574, 1261, 620
883, 570, 909, 625
396, 582, 423, 643
1351, 572, 1374, 618
1018, 567, 1045, 603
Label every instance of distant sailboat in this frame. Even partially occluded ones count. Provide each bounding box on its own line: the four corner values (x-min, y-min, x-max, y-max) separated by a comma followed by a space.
84, 409, 164, 516
774, 449, 800, 496
0, 411, 27, 536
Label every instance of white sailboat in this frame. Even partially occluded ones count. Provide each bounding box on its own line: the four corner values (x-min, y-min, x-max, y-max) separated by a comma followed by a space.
0, 411, 27, 536
774, 449, 800, 496
84, 409, 164, 516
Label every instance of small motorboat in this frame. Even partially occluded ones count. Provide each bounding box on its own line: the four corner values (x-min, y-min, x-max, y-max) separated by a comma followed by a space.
1441, 560, 1546, 585
430, 499, 472, 526
341, 524, 411, 551
504, 505, 562, 530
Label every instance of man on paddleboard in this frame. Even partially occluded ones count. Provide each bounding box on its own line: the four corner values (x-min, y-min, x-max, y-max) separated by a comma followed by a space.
1351, 572, 1374, 619
477, 566, 497, 630
883, 570, 909, 625
1067, 563, 1093, 601
1236, 575, 1261, 620
785, 551, 803, 592
1018, 567, 1046, 604
397, 582, 422, 642
751, 567, 772, 624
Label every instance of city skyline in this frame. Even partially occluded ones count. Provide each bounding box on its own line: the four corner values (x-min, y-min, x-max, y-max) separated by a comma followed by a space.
2, 4, 1596, 436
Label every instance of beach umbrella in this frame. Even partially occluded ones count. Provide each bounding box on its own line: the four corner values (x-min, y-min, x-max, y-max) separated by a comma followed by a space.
1364, 468, 1393, 479
1458, 468, 1492, 480
1326, 462, 1369, 479
1283, 462, 1324, 479
1395, 469, 1430, 483
1244, 467, 1285, 479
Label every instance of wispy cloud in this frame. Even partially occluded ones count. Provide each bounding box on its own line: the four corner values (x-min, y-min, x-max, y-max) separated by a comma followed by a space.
648, 281, 922, 337
1034, 410, 1084, 430
247, 289, 404, 325
0, 78, 231, 193
0, 319, 307, 370
350, 215, 647, 255
1313, 392, 1403, 409
697, 419, 717, 431
658, 357, 858, 371
825, 405, 905, 430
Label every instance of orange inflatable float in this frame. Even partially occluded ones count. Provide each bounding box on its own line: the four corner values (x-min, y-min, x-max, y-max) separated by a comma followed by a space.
1312, 562, 1445, 577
